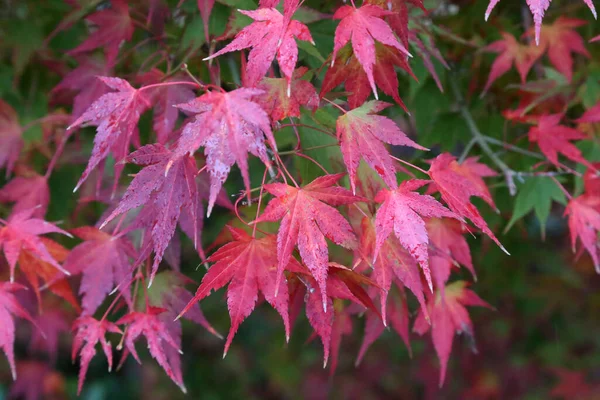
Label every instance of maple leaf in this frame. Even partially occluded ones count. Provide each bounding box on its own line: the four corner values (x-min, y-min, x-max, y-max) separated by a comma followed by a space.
50, 56, 112, 121
528, 114, 592, 169
0, 173, 49, 218
0, 282, 37, 380
373, 180, 458, 292
19, 238, 79, 311
255, 67, 319, 121
205, 0, 314, 90
0, 100, 23, 178
485, 1, 597, 45
565, 194, 600, 272
533, 17, 590, 82
180, 228, 300, 355
482, 32, 543, 93
29, 308, 70, 363
255, 173, 363, 311
116, 306, 187, 392
357, 216, 427, 321
428, 153, 506, 252
68, 0, 135, 64
336, 100, 426, 193
365, 0, 426, 46
63, 227, 135, 315
0, 208, 71, 283
175, 88, 275, 216
72, 316, 121, 395
136, 69, 196, 144
101, 144, 199, 283
413, 281, 491, 386
68, 76, 152, 192
322, 42, 415, 110
331, 4, 411, 101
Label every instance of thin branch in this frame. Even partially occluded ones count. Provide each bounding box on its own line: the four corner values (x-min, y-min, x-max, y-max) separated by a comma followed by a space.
450, 77, 520, 195
483, 136, 545, 160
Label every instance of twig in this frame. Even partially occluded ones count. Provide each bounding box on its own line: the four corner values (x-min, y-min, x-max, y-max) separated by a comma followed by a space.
483, 136, 545, 160
450, 77, 520, 195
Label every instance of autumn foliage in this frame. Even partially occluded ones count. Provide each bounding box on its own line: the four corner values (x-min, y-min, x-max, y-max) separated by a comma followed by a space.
2, 0, 600, 398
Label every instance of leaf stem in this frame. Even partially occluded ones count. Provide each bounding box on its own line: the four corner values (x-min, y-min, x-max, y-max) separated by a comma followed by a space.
390, 155, 428, 175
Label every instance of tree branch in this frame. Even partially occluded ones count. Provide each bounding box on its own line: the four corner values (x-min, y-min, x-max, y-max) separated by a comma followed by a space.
450, 77, 520, 195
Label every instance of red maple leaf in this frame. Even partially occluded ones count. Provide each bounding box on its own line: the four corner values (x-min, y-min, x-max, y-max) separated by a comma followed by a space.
413, 281, 491, 386
336, 100, 426, 193
19, 238, 79, 311
72, 316, 121, 394
255, 67, 319, 121
322, 42, 415, 110
482, 32, 543, 93
255, 173, 364, 311
205, 0, 313, 89
136, 69, 196, 144
100, 144, 199, 283
0, 100, 23, 178
331, 4, 411, 101
485, 1, 597, 45
0, 208, 71, 283
532, 17, 590, 82
365, 0, 426, 46
180, 228, 300, 355
175, 88, 275, 215
63, 227, 136, 315
0, 173, 49, 218
68, 0, 135, 64
68, 77, 152, 192
50, 56, 112, 121
116, 306, 186, 392
357, 216, 427, 323
428, 153, 506, 252
528, 114, 592, 169
197, 0, 216, 41
566, 194, 600, 272
373, 180, 458, 292
0, 282, 37, 380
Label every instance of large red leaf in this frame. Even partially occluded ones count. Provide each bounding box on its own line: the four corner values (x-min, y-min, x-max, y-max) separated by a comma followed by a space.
373, 180, 458, 292
100, 144, 199, 283
180, 228, 300, 355
255, 173, 364, 311
0, 208, 71, 283
428, 153, 506, 253
336, 101, 426, 193
331, 4, 410, 100
175, 88, 275, 216
68, 77, 152, 192
205, 0, 313, 89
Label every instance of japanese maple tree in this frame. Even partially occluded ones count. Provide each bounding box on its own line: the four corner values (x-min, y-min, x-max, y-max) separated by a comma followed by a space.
2, 0, 600, 397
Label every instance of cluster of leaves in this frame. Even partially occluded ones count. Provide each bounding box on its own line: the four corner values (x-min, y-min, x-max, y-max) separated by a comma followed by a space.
1, 0, 600, 397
